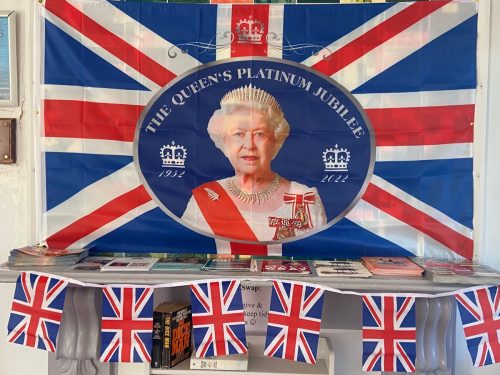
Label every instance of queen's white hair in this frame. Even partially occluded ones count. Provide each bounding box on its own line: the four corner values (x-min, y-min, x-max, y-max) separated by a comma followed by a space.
207, 101, 290, 159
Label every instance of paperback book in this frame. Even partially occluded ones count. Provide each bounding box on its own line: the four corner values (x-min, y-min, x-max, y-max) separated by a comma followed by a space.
412, 257, 500, 284
313, 259, 372, 278
7, 245, 89, 267
152, 302, 192, 369
202, 256, 252, 272
152, 254, 207, 271
361, 257, 424, 276
100, 257, 159, 271
67, 256, 115, 271
260, 259, 311, 275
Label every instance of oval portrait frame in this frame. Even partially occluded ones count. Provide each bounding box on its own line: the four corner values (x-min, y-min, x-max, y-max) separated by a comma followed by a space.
134, 57, 376, 245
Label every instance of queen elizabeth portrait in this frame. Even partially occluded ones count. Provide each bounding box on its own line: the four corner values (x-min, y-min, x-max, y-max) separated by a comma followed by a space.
181, 85, 327, 242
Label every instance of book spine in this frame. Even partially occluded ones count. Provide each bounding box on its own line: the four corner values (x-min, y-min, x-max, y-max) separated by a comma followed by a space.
163, 312, 172, 368
151, 311, 164, 369
190, 357, 248, 371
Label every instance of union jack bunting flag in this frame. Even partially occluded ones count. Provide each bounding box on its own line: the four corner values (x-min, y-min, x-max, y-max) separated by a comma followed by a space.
7, 272, 68, 352
362, 295, 416, 372
190, 280, 247, 357
455, 286, 500, 367
41, 0, 477, 259
264, 281, 324, 364
100, 286, 154, 363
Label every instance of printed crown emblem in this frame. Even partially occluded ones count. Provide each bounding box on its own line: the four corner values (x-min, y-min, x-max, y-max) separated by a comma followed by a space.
160, 141, 187, 168
323, 145, 350, 172
220, 84, 281, 113
236, 15, 265, 45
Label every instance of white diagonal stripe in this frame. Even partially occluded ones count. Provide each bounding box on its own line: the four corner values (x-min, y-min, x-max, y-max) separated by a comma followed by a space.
354, 89, 475, 110
301, 2, 411, 67
44, 162, 141, 238
43, 85, 153, 106
376, 143, 472, 162
68, 0, 201, 75
346, 200, 461, 260
216, 5, 232, 61
42, 137, 133, 156
267, 5, 284, 59
67, 200, 157, 249
370, 174, 473, 239
43, 9, 160, 92
332, 3, 477, 91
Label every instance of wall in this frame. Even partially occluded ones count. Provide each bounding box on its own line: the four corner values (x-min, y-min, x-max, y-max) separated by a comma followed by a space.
0, 0, 499, 374
0, 1, 45, 374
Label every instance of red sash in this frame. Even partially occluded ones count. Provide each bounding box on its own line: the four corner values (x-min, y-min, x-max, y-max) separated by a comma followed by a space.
192, 181, 267, 255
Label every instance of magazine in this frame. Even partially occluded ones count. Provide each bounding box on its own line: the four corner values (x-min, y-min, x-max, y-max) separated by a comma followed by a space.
67, 256, 115, 271
8, 245, 89, 267
101, 257, 159, 271
361, 257, 424, 276
202, 256, 252, 272
152, 254, 207, 271
313, 259, 372, 278
412, 257, 500, 284
260, 259, 311, 275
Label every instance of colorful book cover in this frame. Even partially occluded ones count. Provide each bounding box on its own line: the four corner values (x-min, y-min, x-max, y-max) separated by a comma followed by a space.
260, 260, 311, 274
152, 254, 207, 271
361, 257, 424, 276
202, 257, 252, 271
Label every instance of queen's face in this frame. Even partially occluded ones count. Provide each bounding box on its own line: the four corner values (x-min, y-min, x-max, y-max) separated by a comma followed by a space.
222, 108, 276, 177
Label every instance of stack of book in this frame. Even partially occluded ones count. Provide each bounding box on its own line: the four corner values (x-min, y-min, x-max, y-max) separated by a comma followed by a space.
361, 257, 424, 276
7, 245, 89, 267
412, 257, 500, 284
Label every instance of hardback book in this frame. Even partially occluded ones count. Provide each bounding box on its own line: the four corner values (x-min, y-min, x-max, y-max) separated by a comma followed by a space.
152, 254, 207, 271
151, 302, 192, 369
361, 257, 424, 276
100, 257, 159, 271
190, 350, 249, 371
202, 256, 252, 272
260, 259, 311, 275
314, 259, 372, 278
412, 257, 500, 284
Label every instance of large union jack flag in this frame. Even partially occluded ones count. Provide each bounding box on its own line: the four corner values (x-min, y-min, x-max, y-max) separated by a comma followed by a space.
455, 286, 500, 367
7, 272, 68, 352
40, 0, 476, 259
362, 295, 416, 372
264, 281, 324, 364
190, 280, 247, 357
100, 286, 154, 363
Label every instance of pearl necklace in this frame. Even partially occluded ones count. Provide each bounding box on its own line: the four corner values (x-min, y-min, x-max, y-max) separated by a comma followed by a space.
227, 175, 281, 205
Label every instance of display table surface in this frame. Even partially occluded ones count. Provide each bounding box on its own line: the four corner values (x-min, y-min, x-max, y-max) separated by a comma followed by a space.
0, 265, 490, 293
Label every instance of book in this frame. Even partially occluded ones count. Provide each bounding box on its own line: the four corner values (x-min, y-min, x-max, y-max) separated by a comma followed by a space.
361, 257, 424, 276
152, 254, 207, 271
66, 256, 115, 271
412, 257, 500, 284
202, 256, 252, 272
190, 350, 249, 371
260, 259, 311, 275
7, 245, 89, 267
100, 257, 159, 271
313, 259, 372, 278
152, 302, 192, 369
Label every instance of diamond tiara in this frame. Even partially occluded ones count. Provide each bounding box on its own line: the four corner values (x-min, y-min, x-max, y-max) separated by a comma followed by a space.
220, 85, 282, 114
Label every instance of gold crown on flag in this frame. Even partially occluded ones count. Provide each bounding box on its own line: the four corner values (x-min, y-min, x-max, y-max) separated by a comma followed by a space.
220, 85, 282, 113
